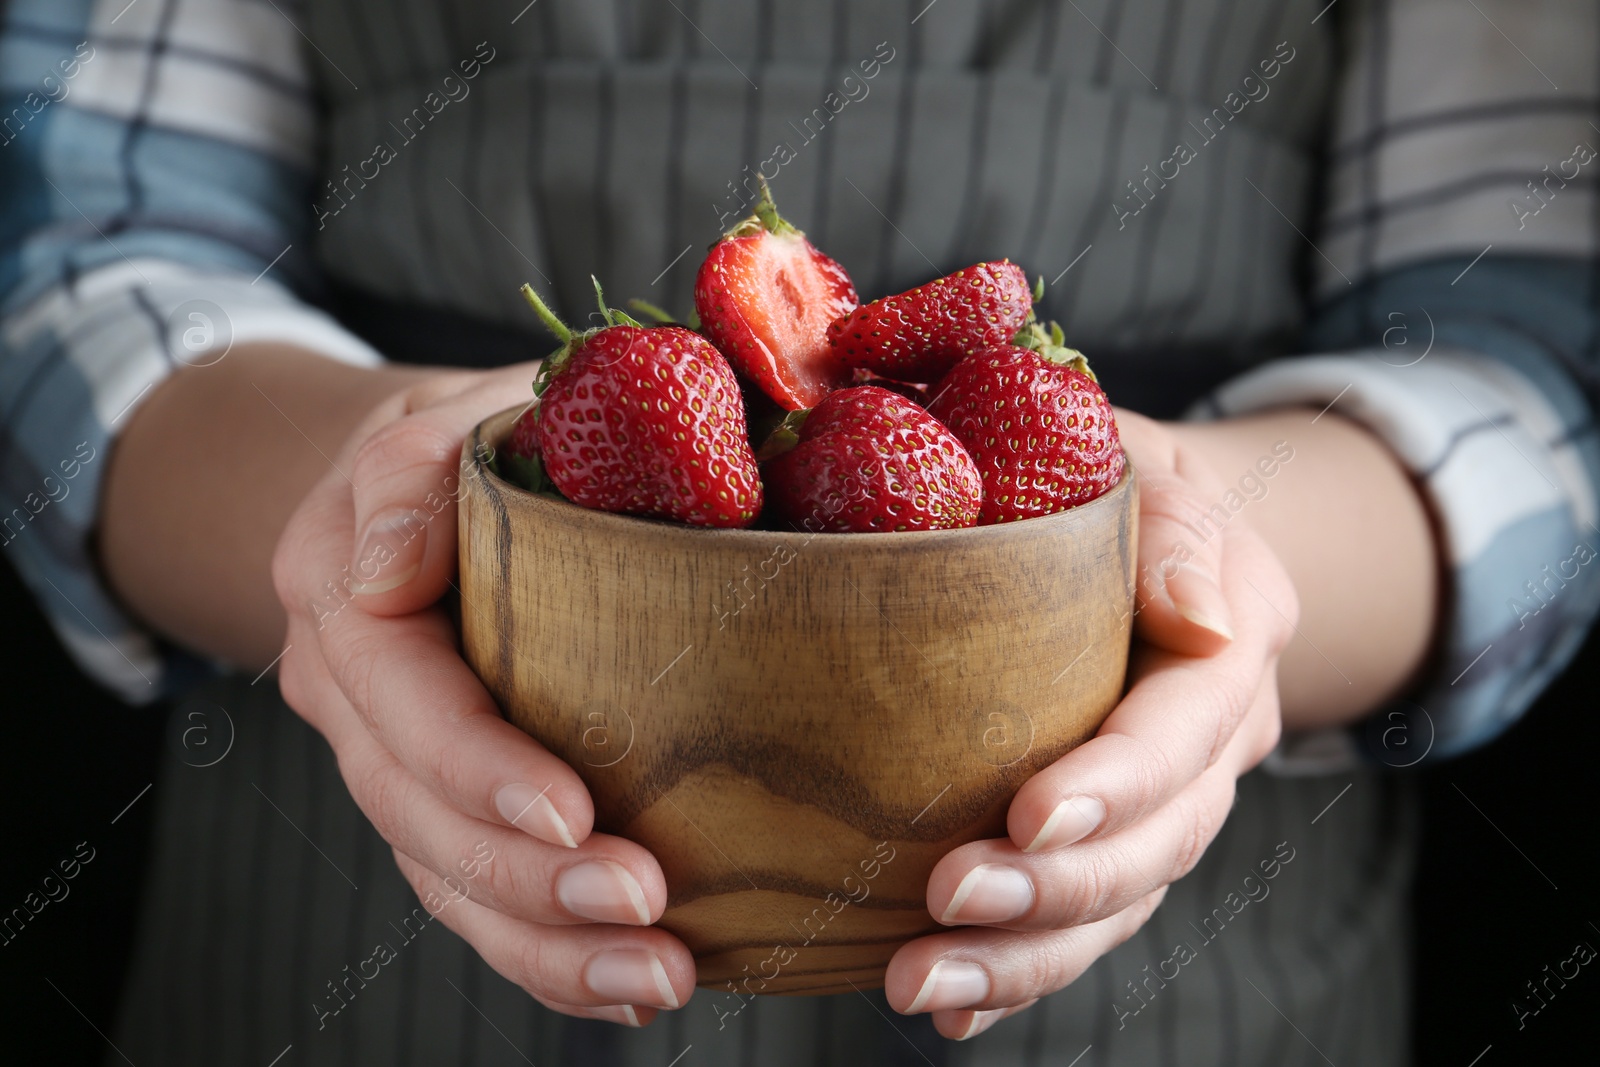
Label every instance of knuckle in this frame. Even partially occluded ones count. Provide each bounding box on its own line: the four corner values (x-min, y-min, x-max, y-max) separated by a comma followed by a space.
1120, 731, 1180, 814
1248, 706, 1283, 767
330, 629, 386, 727
1201, 674, 1253, 767
1111, 888, 1170, 950
343, 752, 408, 846
1057, 851, 1118, 923
276, 648, 313, 718
392, 848, 431, 899
1260, 565, 1300, 652
270, 513, 317, 612
401, 371, 480, 413
1169, 787, 1231, 882
1023, 937, 1077, 996
350, 418, 461, 494
473, 846, 533, 914
428, 737, 475, 804
510, 932, 564, 1001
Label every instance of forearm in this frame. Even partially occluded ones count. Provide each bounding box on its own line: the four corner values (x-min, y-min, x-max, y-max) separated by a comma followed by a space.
1169, 411, 1439, 730
100, 346, 435, 670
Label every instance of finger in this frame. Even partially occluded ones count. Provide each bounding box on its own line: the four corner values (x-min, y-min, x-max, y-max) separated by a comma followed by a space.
540, 1002, 658, 1029
1114, 410, 1235, 656
886, 887, 1168, 1020
932, 1002, 1038, 1042
1132, 464, 1235, 653
931, 761, 1234, 931
313, 671, 666, 926
392, 850, 695, 1012
1005, 529, 1293, 854
344, 365, 539, 615
276, 486, 594, 850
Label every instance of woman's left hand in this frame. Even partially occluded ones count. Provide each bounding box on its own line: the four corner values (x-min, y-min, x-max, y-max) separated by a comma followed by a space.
884, 410, 1298, 1040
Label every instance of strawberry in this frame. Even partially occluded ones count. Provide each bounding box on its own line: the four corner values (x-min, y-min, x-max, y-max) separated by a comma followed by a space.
827, 261, 1035, 383
519, 281, 763, 528
497, 403, 549, 492
927, 321, 1123, 525
507, 404, 541, 461
694, 180, 859, 411
759, 386, 982, 533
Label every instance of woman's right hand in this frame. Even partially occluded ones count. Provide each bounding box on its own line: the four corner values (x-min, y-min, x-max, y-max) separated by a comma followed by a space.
271, 364, 693, 1026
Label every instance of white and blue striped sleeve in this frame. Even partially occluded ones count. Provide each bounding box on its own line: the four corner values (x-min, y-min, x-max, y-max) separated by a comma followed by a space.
1196, 0, 1600, 768
0, 0, 380, 703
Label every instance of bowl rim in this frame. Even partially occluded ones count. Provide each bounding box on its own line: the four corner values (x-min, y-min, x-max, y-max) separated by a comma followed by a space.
463, 404, 1136, 548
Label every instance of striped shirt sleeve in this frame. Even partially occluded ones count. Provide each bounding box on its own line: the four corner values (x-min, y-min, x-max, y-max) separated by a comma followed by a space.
1196, 0, 1600, 768
0, 0, 380, 703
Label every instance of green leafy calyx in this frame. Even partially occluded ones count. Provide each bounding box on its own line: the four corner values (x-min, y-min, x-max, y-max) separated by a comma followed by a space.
723, 176, 800, 240
1011, 319, 1098, 382
754, 408, 811, 462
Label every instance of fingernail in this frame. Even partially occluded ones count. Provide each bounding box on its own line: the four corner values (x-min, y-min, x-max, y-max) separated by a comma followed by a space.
589, 1004, 643, 1027
557, 861, 652, 925
494, 784, 577, 847
586, 950, 679, 1009
906, 961, 990, 1013
1176, 604, 1235, 640
958, 1008, 1008, 1040
1167, 567, 1234, 640
1025, 796, 1106, 853
940, 864, 1034, 924
349, 513, 427, 595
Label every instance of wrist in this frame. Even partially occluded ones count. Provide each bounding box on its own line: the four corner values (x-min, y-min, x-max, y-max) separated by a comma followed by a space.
100, 345, 443, 668
1171, 409, 1440, 729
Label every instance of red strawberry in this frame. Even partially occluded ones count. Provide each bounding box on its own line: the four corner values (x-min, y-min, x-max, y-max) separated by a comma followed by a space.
520, 282, 763, 528
760, 386, 982, 533
694, 180, 859, 411
827, 261, 1035, 383
927, 321, 1123, 525
497, 403, 550, 493
507, 404, 540, 460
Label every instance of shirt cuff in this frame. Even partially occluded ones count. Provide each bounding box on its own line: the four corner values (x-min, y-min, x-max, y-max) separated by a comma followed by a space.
2, 260, 382, 704
1190, 348, 1600, 772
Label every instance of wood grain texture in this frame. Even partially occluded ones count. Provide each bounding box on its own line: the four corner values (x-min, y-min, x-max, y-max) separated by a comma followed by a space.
458, 407, 1137, 995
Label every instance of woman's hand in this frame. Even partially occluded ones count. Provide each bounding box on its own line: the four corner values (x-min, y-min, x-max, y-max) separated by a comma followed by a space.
884, 409, 1299, 1040
271, 365, 694, 1027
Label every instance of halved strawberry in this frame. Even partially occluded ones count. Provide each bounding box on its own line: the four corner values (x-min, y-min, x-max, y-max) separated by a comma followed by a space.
827, 261, 1035, 383
759, 386, 982, 533
519, 281, 763, 528
694, 181, 858, 411
927, 321, 1123, 525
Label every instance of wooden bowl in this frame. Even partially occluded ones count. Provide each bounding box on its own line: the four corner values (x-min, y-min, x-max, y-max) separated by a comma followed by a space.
458, 407, 1137, 995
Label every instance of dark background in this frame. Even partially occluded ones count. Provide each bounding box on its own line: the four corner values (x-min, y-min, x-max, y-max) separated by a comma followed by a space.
1, 546, 1596, 1065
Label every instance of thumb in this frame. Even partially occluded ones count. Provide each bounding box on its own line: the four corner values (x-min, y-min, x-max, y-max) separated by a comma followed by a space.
345, 367, 538, 616
1130, 461, 1236, 656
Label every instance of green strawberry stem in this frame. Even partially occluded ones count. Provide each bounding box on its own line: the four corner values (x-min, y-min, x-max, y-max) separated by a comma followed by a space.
725, 176, 800, 240
754, 408, 810, 462
1012, 319, 1098, 382
626, 298, 679, 325
520, 279, 649, 397
520, 283, 572, 344
520, 283, 576, 398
